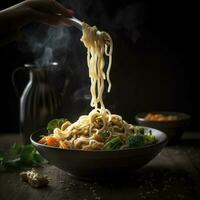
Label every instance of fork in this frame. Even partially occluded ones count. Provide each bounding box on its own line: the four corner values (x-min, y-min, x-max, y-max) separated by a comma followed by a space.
68, 17, 83, 31
68, 17, 102, 35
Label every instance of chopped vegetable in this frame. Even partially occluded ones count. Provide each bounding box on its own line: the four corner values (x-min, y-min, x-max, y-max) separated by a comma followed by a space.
0, 144, 47, 172
46, 137, 59, 147
127, 134, 145, 147
127, 130, 157, 148
41, 117, 157, 151
103, 136, 124, 150
38, 137, 47, 144
98, 131, 110, 139
47, 118, 69, 134
134, 126, 145, 134
143, 131, 157, 145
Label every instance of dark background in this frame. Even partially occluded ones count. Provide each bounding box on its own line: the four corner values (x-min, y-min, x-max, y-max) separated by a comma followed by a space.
0, 0, 198, 133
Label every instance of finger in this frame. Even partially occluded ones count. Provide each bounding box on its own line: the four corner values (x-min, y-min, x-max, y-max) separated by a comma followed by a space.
43, 0, 74, 17
30, 8, 70, 26
27, 0, 74, 18
51, 0, 74, 17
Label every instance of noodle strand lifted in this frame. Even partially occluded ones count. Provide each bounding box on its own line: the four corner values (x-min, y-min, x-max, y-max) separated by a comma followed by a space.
81, 22, 113, 109
39, 22, 156, 150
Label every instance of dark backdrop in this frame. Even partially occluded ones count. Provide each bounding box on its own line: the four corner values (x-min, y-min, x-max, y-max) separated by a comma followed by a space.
0, 1, 198, 133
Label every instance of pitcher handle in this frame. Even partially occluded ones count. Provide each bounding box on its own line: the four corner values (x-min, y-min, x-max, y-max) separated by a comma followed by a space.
11, 67, 27, 98
61, 77, 69, 97
60, 69, 71, 97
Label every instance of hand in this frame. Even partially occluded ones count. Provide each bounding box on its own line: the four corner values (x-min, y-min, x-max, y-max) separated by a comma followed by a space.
0, 0, 74, 45
0, 0, 74, 30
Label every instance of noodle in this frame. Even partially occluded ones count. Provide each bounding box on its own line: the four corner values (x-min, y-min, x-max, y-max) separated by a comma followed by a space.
81, 22, 113, 109
39, 22, 156, 150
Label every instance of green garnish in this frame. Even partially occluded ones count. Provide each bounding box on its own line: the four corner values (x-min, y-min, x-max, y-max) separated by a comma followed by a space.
103, 136, 124, 150
134, 126, 145, 134
99, 131, 110, 139
127, 130, 157, 148
127, 134, 145, 147
47, 118, 69, 134
143, 131, 156, 145
0, 144, 47, 172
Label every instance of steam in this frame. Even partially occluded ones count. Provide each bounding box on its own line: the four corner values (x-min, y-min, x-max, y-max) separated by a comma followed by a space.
22, 1, 144, 115
35, 47, 53, 67
64, 0, 143, 42
25, 26, 71, 67
112, 4, 143, 43
24, 1, 143, 67
73, 86, 91, 101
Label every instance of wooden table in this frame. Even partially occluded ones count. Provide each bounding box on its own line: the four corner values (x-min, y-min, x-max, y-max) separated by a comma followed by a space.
0, 133, 200, 200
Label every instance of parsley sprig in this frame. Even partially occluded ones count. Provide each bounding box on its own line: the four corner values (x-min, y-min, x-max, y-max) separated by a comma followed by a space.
0, 143, 47, 172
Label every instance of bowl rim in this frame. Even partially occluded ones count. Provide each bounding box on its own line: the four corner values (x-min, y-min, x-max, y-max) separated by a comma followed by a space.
30, 127, 168, 153
135, 111, 191, 123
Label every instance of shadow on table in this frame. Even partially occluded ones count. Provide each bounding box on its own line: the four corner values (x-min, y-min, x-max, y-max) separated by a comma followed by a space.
179, 139, 200, 146
90, 165, 200, 200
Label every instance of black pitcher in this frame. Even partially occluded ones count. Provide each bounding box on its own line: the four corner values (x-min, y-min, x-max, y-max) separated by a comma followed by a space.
12, 62, 67, 144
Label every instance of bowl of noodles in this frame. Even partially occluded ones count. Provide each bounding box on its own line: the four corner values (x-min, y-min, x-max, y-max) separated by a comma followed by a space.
30, 112, 167, 180
30, 20, 167, 180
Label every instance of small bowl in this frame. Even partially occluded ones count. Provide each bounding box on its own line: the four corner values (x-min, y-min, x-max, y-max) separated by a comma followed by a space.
135, 112, 191, 145
30, 127, 167, 180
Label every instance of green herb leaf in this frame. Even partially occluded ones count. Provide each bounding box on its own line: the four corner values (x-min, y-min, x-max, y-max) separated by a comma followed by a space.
20, 145, 37, 165
2, 158, 21, 170
47, 118, 69, 134
0, 144, 48, 172
11, 143, 23, 155
33, 152, 48, 165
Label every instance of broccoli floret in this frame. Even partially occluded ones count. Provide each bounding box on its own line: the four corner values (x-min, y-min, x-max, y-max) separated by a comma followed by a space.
127, 134, 145, 147
103, 137, 124, 150
127, 131, 157, 148
134, 126, 145, 135
144, 133, 156, 145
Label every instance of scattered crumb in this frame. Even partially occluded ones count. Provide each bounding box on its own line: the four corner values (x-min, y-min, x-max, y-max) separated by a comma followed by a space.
20, 169, 49, 188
